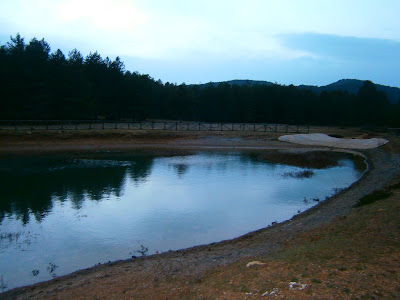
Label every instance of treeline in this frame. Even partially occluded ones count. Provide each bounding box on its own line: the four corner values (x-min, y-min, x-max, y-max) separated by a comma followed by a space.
1, 34, 399, 126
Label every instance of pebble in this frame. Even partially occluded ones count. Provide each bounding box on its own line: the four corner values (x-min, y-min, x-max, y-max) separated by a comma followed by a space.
246, 261, 265, 267
289, 281, 307, 290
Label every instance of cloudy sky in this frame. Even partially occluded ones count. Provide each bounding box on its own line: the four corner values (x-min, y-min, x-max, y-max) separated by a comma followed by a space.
1, 0, 399, 87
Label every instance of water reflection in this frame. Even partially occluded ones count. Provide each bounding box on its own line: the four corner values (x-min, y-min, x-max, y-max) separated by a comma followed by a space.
0, 154, 154, 224
172, 163, 190, 178
0, 151, 362, 225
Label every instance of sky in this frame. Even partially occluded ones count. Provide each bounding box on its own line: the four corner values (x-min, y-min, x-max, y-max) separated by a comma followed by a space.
0, 0, 399, 87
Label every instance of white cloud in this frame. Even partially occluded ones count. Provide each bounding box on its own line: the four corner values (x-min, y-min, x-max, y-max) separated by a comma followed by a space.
2, 0, 399, 60
57, 0, 148, 31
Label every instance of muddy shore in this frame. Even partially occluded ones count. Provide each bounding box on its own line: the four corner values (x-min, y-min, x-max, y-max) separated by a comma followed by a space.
1, 131, 399, 299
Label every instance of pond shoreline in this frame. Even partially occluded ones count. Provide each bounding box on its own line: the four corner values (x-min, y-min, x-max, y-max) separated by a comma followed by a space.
1, 134, 399, 299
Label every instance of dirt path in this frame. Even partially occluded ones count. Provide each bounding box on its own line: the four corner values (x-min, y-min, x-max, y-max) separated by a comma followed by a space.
1, 132, 399, 299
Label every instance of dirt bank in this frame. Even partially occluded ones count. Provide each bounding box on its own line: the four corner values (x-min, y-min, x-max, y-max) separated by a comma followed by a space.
1, 129, 399, 299
0, 126, 381, 154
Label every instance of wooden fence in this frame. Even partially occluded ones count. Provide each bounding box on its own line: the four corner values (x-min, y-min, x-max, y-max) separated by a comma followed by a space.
0, 120, 309, 133
388, 128, 400, 136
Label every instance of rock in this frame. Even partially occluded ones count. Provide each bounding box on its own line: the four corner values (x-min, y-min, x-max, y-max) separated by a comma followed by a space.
289, 281, 307, 290
262, 288, 279, 296
246, 261, 265, 267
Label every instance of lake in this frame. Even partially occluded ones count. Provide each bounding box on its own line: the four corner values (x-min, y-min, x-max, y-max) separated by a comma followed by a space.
0, 150, 363, 291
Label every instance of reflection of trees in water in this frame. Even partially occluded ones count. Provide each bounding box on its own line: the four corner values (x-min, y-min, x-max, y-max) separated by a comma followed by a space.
127, 156, 154, 184
51, 167, 128, 209
0, 155, 154, 224
172, 163, 189, 178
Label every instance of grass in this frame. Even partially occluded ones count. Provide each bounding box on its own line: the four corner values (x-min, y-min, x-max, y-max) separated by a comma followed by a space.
255, 150, 367, 171
328, 134, 344, 138
389, 182, 400, 190
136, 245, 149, 256
256, 151, 342, 169
282, 169, 315, 179
0, 275, 7, 291
0, 232, 21, 241
354, 190, 393, 207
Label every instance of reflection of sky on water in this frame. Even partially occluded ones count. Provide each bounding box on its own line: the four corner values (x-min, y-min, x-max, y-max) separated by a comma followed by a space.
0, 151, 362, 291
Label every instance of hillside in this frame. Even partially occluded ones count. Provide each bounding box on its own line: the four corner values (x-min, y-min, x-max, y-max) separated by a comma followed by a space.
201, 79, 275, 87
298, 79, 400, 103
203, 79, 400, 103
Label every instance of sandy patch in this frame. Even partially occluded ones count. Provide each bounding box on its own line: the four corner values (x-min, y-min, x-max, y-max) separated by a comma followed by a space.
279, 133, 389, 149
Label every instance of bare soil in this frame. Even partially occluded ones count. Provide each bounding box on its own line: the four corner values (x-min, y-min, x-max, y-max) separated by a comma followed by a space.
1, 127, 399, 299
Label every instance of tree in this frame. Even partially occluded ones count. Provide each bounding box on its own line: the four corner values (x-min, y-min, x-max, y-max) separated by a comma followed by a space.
356, 81, 390, 125
109, 56, 125, 74
84, 51, 105, 67
49, 49, 66, 65
25, 38, 50, 62
68, 49, 83, 65
6, 33, 25, 55
0, 33, 398, 125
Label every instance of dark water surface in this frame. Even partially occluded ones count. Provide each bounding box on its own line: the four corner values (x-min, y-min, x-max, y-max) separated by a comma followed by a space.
0, 151, 363, 291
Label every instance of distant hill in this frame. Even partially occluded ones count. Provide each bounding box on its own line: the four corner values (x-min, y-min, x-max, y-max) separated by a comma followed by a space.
224, 80, 275, 87
201, 79, 274, 87
298, 79, 400, 103
200, 79, 400, 103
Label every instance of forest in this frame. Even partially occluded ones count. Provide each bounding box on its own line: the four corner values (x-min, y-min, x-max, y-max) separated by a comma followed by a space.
1, 34, 399, 126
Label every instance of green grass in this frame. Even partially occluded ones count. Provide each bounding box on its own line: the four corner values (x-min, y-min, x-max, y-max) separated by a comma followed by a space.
388, 182, 400, 190
354, 190, 393, 207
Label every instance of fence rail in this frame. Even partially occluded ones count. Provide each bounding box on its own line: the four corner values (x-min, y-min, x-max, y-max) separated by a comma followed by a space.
0, 120, 309, 133
388, 128, 400, 136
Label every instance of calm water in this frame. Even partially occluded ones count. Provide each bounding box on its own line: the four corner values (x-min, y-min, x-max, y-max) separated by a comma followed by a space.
0, 151, 363, 291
